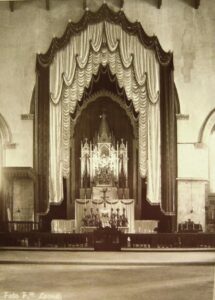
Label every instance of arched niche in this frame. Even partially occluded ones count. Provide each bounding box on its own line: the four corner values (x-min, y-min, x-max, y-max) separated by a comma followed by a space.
72, 94, 136, 203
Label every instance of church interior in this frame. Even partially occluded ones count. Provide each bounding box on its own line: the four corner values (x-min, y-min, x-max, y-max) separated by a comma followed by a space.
0, 0, 215, 298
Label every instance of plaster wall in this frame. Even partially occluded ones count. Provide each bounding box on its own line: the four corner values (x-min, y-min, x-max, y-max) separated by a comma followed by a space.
177, 179, 207, 231
0, 0, 214, 224
13, 178, 34, 221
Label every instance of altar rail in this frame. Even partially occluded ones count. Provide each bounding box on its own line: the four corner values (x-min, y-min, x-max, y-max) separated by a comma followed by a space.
0, 232, 215, 248
0, 232, 93, 247
0, 222, 39, 233
121, 233, 215, 248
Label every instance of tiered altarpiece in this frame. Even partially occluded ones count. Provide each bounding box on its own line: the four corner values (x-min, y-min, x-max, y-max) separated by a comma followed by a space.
75, 113, 134, 233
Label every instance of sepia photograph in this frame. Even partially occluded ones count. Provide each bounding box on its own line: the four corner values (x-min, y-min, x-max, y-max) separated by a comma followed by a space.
0, 0, 214, 299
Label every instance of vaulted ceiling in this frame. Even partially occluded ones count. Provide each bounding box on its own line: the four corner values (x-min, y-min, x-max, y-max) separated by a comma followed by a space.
4, 0, 201, 12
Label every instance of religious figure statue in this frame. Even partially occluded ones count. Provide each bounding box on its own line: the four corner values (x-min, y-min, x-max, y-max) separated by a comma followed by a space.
80, 113, 130, 231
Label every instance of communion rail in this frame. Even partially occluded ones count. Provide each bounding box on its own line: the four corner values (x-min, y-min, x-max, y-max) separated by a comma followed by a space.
0, 221, 39, 233
0, 231, 215, 248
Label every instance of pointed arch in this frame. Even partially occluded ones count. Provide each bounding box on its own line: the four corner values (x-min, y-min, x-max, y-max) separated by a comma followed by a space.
71, 89, 138, 137
198, 109, 215, 193
198, 108, 215, 144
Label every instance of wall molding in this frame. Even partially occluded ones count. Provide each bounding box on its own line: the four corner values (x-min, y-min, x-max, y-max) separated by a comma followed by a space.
3, 167, 36, 180
176, 114, 189, 120
194, 142, 205, 149
176, 177, 208, 182
4, 142, 16, 149
21, 114, 34, 120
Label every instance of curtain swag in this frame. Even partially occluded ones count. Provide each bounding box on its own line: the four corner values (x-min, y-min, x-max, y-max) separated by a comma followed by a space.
49, 21, 161, 207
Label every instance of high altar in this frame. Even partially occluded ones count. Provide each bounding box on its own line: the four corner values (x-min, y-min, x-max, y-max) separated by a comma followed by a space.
75, 113, 135, 233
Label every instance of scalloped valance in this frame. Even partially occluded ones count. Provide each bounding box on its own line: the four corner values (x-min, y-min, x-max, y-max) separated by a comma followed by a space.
37, 4, 173, 68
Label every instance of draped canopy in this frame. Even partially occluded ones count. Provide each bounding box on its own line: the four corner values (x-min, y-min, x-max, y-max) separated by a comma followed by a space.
36, 4, 177, 220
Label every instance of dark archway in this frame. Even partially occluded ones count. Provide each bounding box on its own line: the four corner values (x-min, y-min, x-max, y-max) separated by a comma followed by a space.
73, 96, 135, 200
67, 64, 140, 219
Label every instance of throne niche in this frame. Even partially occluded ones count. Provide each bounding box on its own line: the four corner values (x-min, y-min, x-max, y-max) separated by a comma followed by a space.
80, 112, 129, 201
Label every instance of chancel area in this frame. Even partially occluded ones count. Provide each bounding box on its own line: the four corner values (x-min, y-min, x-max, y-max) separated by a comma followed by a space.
0, 0, 215, 250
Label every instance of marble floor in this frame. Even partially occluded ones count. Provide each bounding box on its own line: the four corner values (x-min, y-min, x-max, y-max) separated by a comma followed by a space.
0, 250, 214, 300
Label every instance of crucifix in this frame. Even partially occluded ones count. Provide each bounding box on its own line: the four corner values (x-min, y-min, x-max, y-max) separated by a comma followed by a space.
101, 188, 109, 208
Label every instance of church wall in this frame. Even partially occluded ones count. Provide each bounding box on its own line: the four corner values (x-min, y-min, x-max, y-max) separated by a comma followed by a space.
177, 179, 207, 231
0, 0, 214, 227
12, 178, 34, 221
177, 143, 208, 179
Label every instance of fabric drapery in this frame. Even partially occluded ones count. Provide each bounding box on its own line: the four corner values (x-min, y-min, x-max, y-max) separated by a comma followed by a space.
36, 64, 50, 213
49, 21, 161, 206
49, 101, 64, 204
147, 103, 161, 204
36, 5, 177, 222
50, 22, 159, 105
160, 64, 177, 216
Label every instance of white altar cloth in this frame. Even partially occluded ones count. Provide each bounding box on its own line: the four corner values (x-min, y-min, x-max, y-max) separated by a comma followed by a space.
51, 219, 75, 233
75, 199, 135, 233
134, 220, 158, 233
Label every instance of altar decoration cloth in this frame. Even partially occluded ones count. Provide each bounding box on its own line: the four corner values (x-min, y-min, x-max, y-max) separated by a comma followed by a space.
75, 199, 135, 233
